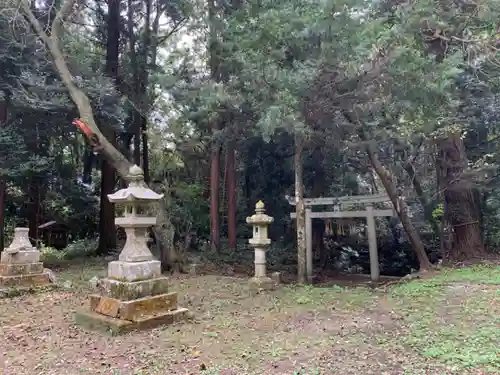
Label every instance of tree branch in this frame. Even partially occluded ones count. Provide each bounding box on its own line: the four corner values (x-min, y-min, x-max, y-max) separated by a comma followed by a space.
20, 0, 133, 178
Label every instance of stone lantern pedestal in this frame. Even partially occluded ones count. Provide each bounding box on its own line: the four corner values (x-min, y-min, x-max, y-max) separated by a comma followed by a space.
246, 201, 276, 291
0, 228, 52, 289
75, 165, 188, 334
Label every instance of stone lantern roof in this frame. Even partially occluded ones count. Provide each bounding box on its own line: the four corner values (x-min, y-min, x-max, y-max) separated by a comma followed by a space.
107, 165, 163, 203
246, 200, 274, 225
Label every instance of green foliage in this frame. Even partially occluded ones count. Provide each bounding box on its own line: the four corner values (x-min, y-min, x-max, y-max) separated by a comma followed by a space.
432, 203, 444, 221
41, 238, 98, 265
169, 181, 210, 236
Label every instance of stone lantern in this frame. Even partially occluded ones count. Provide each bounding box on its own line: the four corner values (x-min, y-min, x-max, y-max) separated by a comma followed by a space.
76, 165, 188, 334
0, 227, 52, 289
246, 201, 276, 291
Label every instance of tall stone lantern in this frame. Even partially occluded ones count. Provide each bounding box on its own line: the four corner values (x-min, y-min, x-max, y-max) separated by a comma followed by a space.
76, 165, 188, 334
246, 201, 276, 291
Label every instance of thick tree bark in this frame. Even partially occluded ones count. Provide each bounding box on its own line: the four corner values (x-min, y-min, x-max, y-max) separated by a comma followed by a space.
438, 133, 484, 261
227, 140, 237, 249
295, 134, 307, 283
22, 0, 133, 178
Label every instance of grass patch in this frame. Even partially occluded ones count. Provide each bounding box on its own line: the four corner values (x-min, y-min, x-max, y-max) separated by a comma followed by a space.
434, 264, 500, 284
388, 264, 500, 372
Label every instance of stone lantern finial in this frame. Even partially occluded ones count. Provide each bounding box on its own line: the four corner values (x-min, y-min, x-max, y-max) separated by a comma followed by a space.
124, 165, 145, 187
255, 200, 265, 212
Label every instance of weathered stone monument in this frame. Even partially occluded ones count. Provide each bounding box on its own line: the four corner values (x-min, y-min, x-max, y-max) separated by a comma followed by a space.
246, 201, 276, 291
75, 165, 188, 334
0, 227, 52, 289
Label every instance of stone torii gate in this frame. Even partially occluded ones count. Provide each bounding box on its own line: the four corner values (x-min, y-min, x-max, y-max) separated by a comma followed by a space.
286, 194, 396, 283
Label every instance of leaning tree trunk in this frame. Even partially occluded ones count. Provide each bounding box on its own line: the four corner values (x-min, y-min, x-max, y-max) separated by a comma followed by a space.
438, 133, 484, 262
363, 136, 433, 271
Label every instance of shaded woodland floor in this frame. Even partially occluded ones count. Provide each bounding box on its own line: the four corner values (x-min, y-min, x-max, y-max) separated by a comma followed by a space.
0, 262, 499, 375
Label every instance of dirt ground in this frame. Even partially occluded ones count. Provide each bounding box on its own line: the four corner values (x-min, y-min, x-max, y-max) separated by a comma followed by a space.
0, 263, 499, 375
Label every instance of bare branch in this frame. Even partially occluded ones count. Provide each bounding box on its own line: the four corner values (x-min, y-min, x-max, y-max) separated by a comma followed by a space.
20, 0, 133, 178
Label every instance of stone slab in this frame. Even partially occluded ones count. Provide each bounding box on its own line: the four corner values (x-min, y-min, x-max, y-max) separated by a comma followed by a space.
249, 276, 277, 293
0, 262, 44, 276
107, 260, 161, 282
120, 293, 178, 321
89, 292, 178, 321
0, 271, 52, 288
75, 307, 188, 335
1, 250, 40, 264
99, 277, 169, 300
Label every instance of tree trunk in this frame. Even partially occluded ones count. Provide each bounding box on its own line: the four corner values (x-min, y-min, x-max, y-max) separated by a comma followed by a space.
227, 140, 237, 250
25, 121, 42, 246
97, 0, 121, 255
153, 192, 178, 272
98, 152, 117, 254
82, 148, 94, 184
363, 137, 432, 271
402, 161, 439, 235
208, 0, 222, 253
210, 136, 221, 252
141, 116, 150, 184
133, 120, 141, 166
295, 134, 307, 283
438, 133, 484, 261
28, 181, 40, 246
0, 96, 7, 251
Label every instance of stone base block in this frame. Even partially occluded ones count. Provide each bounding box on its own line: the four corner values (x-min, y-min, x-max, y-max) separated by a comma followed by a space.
249, 276, 277, 292
0, 271, 52, 288
99, 277, 169, 300
75, 306, 188, 335
108, 260, 161, 282
0, 262, 44, 276
1, 250, 40, 264
89, 292, 178, 321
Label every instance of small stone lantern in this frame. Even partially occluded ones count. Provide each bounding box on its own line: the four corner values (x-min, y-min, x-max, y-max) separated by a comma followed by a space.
0, 228, 52, 289
246, 201, 276, 290
75, 165, 188, 333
